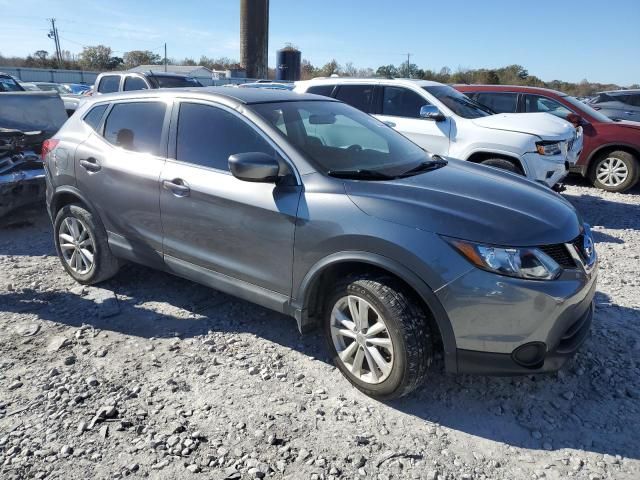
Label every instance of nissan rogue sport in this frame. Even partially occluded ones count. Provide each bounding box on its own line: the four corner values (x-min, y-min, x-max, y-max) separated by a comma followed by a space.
43, 88, 597, 399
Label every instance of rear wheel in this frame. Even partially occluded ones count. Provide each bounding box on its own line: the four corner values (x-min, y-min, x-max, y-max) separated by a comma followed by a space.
323, 275, 432, 399
480, 157, 524, 175
54, 204, 120, 284
590, 151, 639, 192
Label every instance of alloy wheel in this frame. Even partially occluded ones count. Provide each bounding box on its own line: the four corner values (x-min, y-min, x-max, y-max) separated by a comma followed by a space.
596, 157, 629, 187
58, 217, 96, 274
330, 295, 394, 384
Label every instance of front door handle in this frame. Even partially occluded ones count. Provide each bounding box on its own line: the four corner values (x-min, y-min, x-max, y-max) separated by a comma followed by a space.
79, 158, 101, 172
383, 121, 396, 128
162, 179, 190, 197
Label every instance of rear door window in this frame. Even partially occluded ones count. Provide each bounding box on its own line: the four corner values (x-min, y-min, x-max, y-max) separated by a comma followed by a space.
334, 85, 374, 112
381, 86, 429, 118
474, 92, 518, 113
97, 75, 120, 94
123, 76, 149, 91
103, 102, 166, 155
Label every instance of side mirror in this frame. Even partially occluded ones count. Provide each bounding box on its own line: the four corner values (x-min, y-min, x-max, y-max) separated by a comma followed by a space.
229, 152, 280, 183
419, 105, 446, 121
566, 113, 586, 127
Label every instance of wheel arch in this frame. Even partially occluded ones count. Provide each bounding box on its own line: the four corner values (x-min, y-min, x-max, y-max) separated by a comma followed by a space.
465, 150, 526, 174
585, 143, 640, 173
293, 251, 458, 373
49, 185, 98, 219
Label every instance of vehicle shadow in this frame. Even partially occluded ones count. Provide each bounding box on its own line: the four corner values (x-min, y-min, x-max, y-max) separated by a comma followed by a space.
389, 290, 640, 461
563, 191, 640, 232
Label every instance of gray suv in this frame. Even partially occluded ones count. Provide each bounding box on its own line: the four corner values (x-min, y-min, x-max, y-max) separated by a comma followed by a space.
589, 89, 640, 122
44, 88, 597, 399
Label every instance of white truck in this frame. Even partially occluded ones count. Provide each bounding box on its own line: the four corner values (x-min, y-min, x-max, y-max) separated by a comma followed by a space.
295, 78, 582, 188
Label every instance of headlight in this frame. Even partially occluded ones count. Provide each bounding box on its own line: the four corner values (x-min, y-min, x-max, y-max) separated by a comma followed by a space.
446, 238, 561, 280
536, 141, 563, 156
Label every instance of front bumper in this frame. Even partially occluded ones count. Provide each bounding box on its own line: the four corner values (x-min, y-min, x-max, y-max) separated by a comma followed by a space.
436, 259, 597, 375
521, 152, 570, 188
456, 300, 593, 375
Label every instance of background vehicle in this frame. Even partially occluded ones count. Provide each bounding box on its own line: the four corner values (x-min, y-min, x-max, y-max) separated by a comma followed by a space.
44, 88, 596, 399
1, 92, 67, 217
588, 89, 640, 123
92, 71, 203, 95
62, 83, 92, 95
30, 82, 70, 95
458, 85, 640, 192
0, 72, 25, 92
295, 78, 582, 189
19, 82, 41, 91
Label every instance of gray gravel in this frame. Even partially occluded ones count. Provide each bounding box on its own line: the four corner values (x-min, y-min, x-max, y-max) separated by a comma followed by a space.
1, 179, 639, 480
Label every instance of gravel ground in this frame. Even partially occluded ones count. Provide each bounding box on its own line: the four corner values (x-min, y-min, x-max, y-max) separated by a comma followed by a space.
1, 179, 639, 480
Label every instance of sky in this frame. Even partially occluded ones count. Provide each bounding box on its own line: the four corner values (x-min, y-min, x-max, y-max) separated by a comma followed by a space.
1, 0, 639, 86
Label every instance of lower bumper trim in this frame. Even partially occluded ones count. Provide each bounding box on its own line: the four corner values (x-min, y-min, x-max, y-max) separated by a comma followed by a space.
456, 301, 593, 376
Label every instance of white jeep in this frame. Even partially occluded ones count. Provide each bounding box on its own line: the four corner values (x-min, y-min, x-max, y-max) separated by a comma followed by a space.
295, 78, 582, 188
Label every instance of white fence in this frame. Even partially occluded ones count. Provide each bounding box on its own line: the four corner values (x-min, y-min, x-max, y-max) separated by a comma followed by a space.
1, 66, 99, 84
1, 66, 263, 87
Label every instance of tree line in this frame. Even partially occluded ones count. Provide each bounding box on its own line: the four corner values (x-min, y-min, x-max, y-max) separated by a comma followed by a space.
1, 47, 636, 96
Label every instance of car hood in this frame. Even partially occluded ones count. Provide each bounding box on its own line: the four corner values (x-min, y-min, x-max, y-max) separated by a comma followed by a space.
345, 159, 582, 246
472, 112, 575, 140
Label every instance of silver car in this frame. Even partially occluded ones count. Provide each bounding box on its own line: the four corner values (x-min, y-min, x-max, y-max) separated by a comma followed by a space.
44, 88, 597, 399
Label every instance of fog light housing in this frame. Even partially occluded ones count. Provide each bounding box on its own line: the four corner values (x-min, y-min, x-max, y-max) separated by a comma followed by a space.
512, 342, 547, 368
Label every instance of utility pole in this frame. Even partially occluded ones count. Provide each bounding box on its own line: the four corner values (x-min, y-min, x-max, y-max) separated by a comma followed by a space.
164, 43, 167, 72
405, 53, 412, 78
48, 18, 63, 68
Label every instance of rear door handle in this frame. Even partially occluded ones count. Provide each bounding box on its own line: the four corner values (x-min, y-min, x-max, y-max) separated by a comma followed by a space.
79, 158, 101, 172
162, 179, 190, 197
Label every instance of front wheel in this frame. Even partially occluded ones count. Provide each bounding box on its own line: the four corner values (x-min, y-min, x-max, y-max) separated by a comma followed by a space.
590, 151, 639, 193
480, 158, 524, 175
323, 275, 433, 399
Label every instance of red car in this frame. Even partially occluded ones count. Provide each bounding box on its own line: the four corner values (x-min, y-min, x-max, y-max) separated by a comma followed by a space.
456, 85, 640, 193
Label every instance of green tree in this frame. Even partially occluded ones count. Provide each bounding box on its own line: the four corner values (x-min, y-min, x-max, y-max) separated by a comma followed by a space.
376, 65, 398, 78
123, 50, 161, 69
79, 45, 118, 71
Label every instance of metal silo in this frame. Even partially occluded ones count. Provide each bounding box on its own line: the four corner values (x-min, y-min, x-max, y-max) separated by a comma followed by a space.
276, 46, 301, 81
240, 0, 269, 80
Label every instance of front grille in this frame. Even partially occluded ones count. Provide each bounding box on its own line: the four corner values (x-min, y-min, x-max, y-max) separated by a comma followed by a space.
572, 234, 586, 261
539, 243, 576, 269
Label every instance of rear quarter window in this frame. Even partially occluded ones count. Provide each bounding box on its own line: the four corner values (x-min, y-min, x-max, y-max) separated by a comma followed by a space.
83, 104, 108, 131
306, 85, 335, 97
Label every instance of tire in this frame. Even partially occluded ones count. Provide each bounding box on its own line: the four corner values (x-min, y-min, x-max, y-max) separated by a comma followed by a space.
323, 274, 433, 400
53, 204, 120, 285
480, 158, 524, 175
589, 150, 639, 193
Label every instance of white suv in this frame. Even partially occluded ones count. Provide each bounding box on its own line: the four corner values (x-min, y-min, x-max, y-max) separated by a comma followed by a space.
295, 79, 583, 188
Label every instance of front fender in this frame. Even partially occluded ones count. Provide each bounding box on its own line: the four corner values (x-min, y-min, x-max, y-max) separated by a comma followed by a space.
293, 250, 460, 373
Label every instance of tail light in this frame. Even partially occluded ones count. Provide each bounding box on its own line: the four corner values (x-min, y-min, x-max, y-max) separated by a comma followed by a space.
42, 139, 60, 160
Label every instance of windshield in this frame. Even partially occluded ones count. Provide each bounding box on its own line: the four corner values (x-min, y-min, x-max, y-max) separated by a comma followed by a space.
562, 95, 613, 123
0, 76, 24, 92
424, 85, 493, 119
252, 100, 434, 178
151, 75, 202, 88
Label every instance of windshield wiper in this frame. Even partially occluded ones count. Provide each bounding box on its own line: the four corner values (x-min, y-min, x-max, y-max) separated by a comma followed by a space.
398, 157, 448, 177
327, 169, 395, 180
